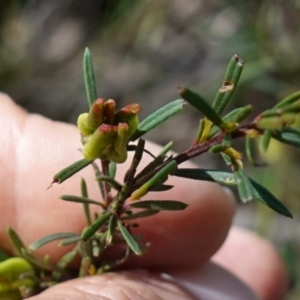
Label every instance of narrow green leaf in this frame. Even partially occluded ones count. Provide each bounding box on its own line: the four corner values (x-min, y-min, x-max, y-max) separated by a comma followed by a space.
234, 169, 256, 203
96, 175, 123, 191
109, 162, 117, 179
212, 54, 244, 114
59, 236, 82, 247
7, 227, 26, 257
124, 139, 145, 184
175, 168, 292, 218
196, 119, 205, 142
122, 210, 159, 220
209, 105, 252, 138
21, 249, 58, 271
83, 48, 98, 107
60, 195, 104, 207
130, 200, 188, 211
131, 160, 177, 200
135, 155, 165, 182
275, 91, 300, 108
261, 101, 300, 117
81, 211, 111, 242
260, 130, 272, 153
131, 99, 185, 141
53, 159, 93, 184
117, 220, 142, 255
250, 180, 293, 218
57, 248, 78, 270
79, 256, 91, 277
175, 168, 236, 186
29, 233, 80, 251
148, 184, 174, 191
106, 215, 117, 245
245, 136, 265, 166
81, 178, 91, 225
179, 87, 224, 127
158, 141, 173, 156
271, 127, 300, 148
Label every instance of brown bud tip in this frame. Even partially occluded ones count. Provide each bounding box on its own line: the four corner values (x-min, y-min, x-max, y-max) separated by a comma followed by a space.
98, 123, 118, 134
118, 104, 141, 116
104, 99, 116, 124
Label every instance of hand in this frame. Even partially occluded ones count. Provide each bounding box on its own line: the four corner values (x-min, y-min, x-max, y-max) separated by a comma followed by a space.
0, 94, 287, 300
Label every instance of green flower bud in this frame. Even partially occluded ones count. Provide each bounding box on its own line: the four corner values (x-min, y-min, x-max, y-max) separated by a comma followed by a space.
85, 98, 105, 131
114, 104, 141, 137
0, 257, 36, 298
78, 99, 141, 163
83, 124, 117, 160
77, 113, 94, 136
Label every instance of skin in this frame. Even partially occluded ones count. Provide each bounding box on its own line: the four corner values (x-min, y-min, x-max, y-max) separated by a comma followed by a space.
0, 93, 288, 300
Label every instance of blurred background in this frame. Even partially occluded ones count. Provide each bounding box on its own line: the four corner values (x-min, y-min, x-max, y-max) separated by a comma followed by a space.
1, 0, 300, 298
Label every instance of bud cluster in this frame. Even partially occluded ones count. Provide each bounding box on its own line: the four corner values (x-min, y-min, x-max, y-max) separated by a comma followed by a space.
77, 98, 141, 163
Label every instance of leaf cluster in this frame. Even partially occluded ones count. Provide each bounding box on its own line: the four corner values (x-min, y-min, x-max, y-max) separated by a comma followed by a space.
2, 49, 299, 298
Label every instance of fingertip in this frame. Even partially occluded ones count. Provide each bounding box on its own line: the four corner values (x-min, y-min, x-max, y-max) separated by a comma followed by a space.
126, 180, 236, 268
213, 227, 289, 300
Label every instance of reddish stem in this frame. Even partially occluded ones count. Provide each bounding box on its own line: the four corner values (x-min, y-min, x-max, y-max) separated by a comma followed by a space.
101, 159, 113, 205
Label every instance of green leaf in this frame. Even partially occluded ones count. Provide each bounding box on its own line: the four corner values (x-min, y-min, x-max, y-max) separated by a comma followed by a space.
175, 168, 292, 218
56, 248, 78, 270
81, 178, 91, 225
250, 179, 293, 218
261, 102, 300, 118
122, 210, 159, 220
83, 48, 98, 107
130, 200, 188, 211
96, 175, 123, 191
157, 141, 173, 156
81, 211, 111, 242
106, 215, 117, 245
148, 184, 174, 191
260, 130, 272, 153
21, 249, 59, 272
245, 136, 265, 166
234, 168, 256, 203
131, 160, 177, 200
109, 161, 117, 179
53, 159, 93, 184
117, 220, 142, 255
275, 91, 300, 108
209, 105, 252, 138
124, 139, 145, 184
59, 236, 82, 247
131, 99, 184, 141
212, 54, 244, 115
135, 155, 165, 182
29, 233, 80, 251
175, 168, 236, 186
271, 127, 300, 148
60, 195, 104, 207
6, 227, 26, 257
178, 87, 224, 127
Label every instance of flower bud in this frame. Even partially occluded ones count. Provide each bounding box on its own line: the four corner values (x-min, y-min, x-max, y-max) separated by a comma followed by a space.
85, 98, 105, 131
104, 99, 116, 124
83, 124, 117, 160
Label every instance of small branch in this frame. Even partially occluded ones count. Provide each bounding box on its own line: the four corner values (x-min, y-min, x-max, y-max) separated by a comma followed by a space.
101, 160, 113, 206
174, 132, 225, 164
